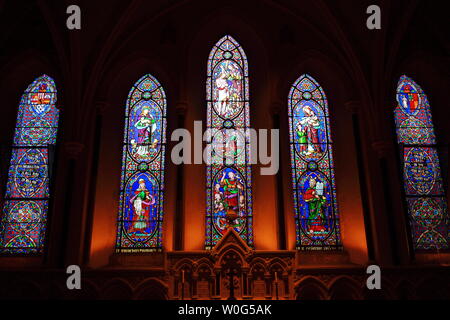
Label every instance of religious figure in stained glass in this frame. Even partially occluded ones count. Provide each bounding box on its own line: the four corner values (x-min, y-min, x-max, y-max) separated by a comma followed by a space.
214, 60, 243, 117
206, 35, 253, 249
394, 75, 449, 250
116, 74, 166, 252
288, 74, 341, 250
131, 106, 158, 158
297, 105, 323, 156
128, 178, 155, 234
0, 75, 59, 254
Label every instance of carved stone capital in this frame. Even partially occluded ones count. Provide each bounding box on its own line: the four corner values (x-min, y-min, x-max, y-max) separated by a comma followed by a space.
270, 101, 283, 116
372, 140, 393, 158
63, 141, 85, 159
176, 101, 188, 116
344, 100, 361, 114
96, 100, 109, 116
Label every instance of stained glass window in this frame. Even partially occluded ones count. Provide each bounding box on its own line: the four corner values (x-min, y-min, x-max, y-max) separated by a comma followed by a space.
205, 35, 253, 249
115, 74, 167, 253
288, 74, 341, 250
395, 75, 449, 250
0, 75, 59, 254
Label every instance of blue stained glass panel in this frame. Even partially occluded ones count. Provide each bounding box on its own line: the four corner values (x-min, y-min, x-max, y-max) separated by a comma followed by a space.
115, 74, 167, 252
0, 75, 59, 254
395, 75, 449, 250
205, 35, 253, 249
288, 74, 342, 250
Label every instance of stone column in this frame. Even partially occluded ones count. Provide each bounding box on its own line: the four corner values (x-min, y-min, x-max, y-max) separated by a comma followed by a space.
174, 102, 187, 251
345, 101, 376, 262
81, 100, 108, 265
271, 101, 287, 250
372, 139, 412, 264
60, 141, 85, 267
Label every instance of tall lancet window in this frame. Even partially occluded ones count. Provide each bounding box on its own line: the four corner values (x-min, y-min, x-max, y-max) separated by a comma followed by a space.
288, 74, 341, 250
0, 75, 59, 254
395, 75, 449, 250
205, 35, 253, 249
115, 74, 167, 253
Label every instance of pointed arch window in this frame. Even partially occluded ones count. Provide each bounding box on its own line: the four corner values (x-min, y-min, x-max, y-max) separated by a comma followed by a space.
0, 75, 59, 254
288, 74, 342, 250
394, 75, 449, 250
205, 35, 253, 249
115, 74, 167, 252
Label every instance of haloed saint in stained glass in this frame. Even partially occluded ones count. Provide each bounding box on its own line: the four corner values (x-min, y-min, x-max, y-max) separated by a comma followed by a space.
206, 35, 253, 249
116, 74, 166, 252
288, 74, 341, 250
0, 75, 59, 254
395, 76, 449, 250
